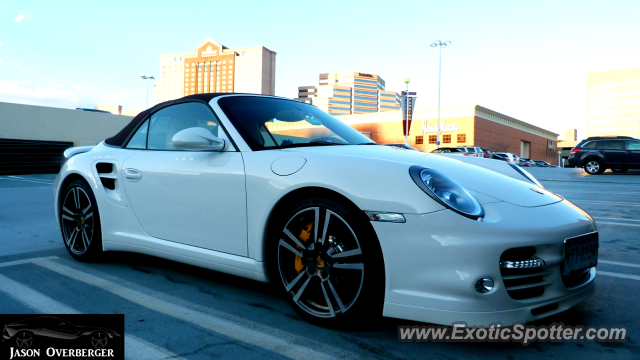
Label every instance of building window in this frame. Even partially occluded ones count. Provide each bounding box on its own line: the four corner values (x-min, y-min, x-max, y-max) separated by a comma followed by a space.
457, 134, 466, 143
242, 51, 247, 56
415, 136, 423, 145
428, 135, 437, 144
443, 134, 451, 143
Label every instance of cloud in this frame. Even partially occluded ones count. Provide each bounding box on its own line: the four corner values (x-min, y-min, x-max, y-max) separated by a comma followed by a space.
0, 59, 3, 65
14, 14, 25, 22
0, 43, 3, 47
72, 83, 90, 90
0, 80, 130, 109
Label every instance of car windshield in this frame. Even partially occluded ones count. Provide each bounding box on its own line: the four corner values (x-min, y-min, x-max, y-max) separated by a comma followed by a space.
217, 96, 375, 150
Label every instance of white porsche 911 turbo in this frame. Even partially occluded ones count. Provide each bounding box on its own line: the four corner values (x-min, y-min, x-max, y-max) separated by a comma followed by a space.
54, 94, 598, 327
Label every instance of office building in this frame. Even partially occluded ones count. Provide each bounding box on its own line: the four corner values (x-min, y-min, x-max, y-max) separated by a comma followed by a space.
153, 38, 276, 105
585, 67, 640, 138
296, 72, 400, 115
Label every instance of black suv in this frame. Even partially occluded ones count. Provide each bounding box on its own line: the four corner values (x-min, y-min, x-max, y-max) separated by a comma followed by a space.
567, 136, 640, 174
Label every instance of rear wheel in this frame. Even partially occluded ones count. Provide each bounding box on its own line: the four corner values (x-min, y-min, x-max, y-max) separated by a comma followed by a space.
91, 331, 109, 348
584, 159, 604, 175
612, 168, 628, 173
60, 179, 103, 261
267, 197, 384, 327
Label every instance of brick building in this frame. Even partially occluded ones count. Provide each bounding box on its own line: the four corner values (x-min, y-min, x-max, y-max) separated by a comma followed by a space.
333, 105, 558, 163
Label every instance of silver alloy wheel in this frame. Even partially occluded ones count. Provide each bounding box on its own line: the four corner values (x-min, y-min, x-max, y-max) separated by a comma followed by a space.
91, 332, 108, 348
586, 161, 600, 174
61, 186, 94, 255
277, 207, 364, 318
16, 332, 33, 349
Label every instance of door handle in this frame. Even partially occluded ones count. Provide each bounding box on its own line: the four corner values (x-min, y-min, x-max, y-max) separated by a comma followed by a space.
124, 168, 142, 182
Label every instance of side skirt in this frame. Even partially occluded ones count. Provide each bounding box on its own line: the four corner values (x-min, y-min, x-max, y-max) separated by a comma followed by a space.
103, 236, 269, 283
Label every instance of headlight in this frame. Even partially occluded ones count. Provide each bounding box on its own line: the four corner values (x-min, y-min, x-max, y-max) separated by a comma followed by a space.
409, 166, 484, 219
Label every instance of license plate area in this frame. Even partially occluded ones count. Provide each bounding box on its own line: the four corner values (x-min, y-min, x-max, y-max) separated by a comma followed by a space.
563, 232, 598, 276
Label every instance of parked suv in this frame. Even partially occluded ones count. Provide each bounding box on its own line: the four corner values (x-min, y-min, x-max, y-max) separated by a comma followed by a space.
567, 136, 640, 174
458, 146, 484, 157
493, 152, 519, 164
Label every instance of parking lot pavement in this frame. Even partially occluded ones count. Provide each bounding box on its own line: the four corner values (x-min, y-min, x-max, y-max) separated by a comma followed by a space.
1, 173, 639, 360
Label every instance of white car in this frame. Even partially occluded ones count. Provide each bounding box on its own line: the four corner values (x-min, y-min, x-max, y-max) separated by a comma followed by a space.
494, 152, 519, 164
54, 94, 597, 327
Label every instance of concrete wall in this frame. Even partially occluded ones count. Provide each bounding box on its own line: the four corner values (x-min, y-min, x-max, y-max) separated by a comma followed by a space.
0, 102, 133, 147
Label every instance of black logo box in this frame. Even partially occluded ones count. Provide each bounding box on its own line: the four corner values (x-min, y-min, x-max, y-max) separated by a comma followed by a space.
1, 314, 124, 360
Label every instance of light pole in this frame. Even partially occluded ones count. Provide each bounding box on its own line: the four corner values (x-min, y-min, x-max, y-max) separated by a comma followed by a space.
140, 74, 155, 109
404, 77, 410, 145
430, 40, 451, 149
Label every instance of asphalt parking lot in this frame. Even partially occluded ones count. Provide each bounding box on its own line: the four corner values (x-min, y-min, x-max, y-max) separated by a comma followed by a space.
1, 168, 639, 360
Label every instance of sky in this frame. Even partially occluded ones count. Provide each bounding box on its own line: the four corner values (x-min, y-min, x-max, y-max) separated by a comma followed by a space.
0, 0, 638, 139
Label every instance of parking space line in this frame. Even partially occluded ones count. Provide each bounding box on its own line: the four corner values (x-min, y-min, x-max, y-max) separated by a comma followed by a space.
8, 175, 54, 183
0, 256, 59, 268
1, 176, 54, 184
33, 258, 345, 360
572, 200, 640, 207
0, 273, 79, 313
599, 260, 640, 269
599, 271, 640, 281
0, 273, 184, 360
596, 221, 640, 227
594, 216, 640, 222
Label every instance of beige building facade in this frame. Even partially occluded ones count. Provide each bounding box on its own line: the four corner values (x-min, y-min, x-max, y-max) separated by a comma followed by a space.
153, 39, 276, 105
586, 67, 640, 138
296, 72, 400, 115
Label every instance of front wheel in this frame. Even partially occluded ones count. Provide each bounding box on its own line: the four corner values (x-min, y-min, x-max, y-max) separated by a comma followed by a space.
584, 159, 604, 175
267, 197, 384, 327
15, 331, 33, 349
60, 179, 103, 261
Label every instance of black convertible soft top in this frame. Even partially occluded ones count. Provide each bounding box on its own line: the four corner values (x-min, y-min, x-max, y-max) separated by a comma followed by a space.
104, 93, 227, 148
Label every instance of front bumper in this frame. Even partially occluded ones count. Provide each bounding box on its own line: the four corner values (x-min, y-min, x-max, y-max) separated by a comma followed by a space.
373, 200, 596, 326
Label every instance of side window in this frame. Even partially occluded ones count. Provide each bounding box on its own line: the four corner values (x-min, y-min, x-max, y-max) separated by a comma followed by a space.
582, 141, 597, 149
126, 120, 149, 149
627, 141, 640, 150
147, 102, 224, 151
599, 140, 624, 150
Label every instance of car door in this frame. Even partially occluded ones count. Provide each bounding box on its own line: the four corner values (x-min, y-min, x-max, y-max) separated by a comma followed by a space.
626, 140, 640, 167
598, 140, 626, 166
121, 101, 248, 256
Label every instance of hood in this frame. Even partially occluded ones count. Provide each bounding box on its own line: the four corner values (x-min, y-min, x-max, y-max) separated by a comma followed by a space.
284, 145, 562, 208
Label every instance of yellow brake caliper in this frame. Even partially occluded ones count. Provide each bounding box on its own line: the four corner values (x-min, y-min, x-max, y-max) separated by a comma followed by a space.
295, 222, 313, 273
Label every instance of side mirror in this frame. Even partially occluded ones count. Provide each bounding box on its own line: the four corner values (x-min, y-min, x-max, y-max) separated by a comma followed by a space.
172, 127, 225, 151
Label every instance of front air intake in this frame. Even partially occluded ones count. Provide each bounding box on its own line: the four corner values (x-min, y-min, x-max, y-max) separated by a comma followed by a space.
500, 247, 553, 300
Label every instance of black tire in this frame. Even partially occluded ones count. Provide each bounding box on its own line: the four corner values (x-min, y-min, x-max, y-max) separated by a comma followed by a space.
60, 179, 103, 261
15, 331, 34, 349
584, 159, 605, 175
612, 168, 628, 173
266, 196, 384, 328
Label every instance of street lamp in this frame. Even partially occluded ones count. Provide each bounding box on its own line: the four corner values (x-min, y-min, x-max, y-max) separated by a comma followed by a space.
140, 74, 155, 109
430, 40, 451, 149
404, 77, 410, 145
